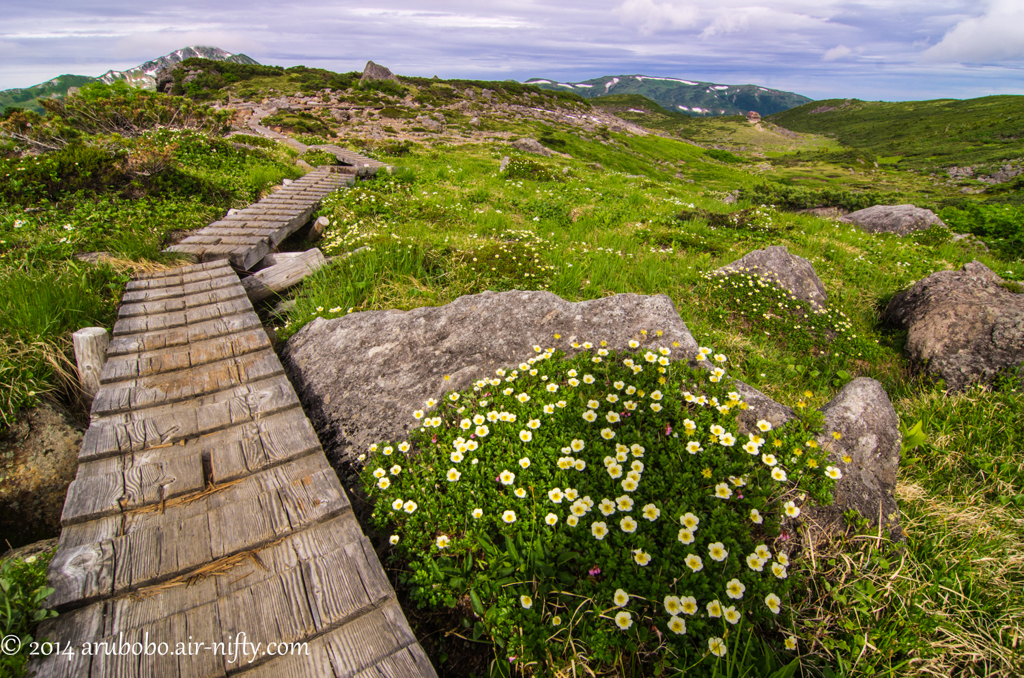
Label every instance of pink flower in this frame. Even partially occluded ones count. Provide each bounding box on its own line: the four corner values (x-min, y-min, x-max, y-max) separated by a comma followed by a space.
589, 566, 601, 576
665, 424, 672, 435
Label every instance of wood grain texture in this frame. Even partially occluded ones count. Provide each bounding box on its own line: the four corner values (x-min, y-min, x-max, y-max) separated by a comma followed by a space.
34, 251, 434, 677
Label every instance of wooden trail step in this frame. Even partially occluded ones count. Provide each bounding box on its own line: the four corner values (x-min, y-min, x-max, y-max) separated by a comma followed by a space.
164, 167, 351, 271
33, 265, 435, 678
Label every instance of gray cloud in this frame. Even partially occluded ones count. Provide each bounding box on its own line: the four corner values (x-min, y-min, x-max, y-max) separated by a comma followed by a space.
1, 1, 1022, 101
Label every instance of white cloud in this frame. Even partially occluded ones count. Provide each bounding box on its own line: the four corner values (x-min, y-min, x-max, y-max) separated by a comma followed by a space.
346, 8, 533, 30
617, 0, 698, 34
115, 30, 264, 60
921, 0, 1024, 62
823, 44, 852, 61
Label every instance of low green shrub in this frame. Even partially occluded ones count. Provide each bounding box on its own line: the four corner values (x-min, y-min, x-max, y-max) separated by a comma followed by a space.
359, 342, 842, 674
937, 202, 1024, 260
740, 181, 896, 213
705, 149, 746, 164
0, 549, 57, 677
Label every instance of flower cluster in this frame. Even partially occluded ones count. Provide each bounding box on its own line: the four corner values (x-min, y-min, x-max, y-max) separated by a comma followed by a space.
359, 336, 838, 669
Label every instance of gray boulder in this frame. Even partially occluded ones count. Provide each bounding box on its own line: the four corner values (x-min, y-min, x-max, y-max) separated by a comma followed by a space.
281, 291, 698, 466
883, 260, 1024, 390
415, 116, 443, 132
839, 204, 945, 236
282, 290, 903, 540
713, 245, 829, 311
511, 138, 552, 157
359, 60, 398, 86
802, 378, 903, 542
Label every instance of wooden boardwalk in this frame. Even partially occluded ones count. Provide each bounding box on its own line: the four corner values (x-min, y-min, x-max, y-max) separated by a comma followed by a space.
165, 166, 352, 270
243, 110, 388, 177
33, 261, 436, 678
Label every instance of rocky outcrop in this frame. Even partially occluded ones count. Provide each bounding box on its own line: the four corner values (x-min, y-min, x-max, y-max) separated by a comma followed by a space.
283, 290, 903, 540
360, 61, 398, 86
803, 378, 903, 542
0, 403, 84, 549
511, 138, 553, 157
839, 204, 945, 236
713, 245, 829, 311
282, 291, 699, 467
883, 261, 1024, 390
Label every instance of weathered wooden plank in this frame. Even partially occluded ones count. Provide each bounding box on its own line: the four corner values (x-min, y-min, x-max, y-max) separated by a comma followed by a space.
320, 603, 414, 677
101, 327, 270, 383
208, 406, 322, 482
61, 451, 205, 525
121, 275, 239, 303
352, 646, 436, 678
91, 348, 284, 417
47, 540, 116, 609
117, 286, 245, 318
242, 249, 328, 303
107, 311, 261, 355
112, 297, 253, 337
81, 375, 298, 462
216, 567, 317, 662
103, 456, 344, 594
131, 261, 232, 281
200, 227, 283, 238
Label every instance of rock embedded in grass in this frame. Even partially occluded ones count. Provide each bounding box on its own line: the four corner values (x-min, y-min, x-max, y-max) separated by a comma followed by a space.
281, 290, 698, 467
511, 137, 553, 157
883, 260, 1024, 391
839, 204, 945, 236
803, 378, 903, 542
713, 245, 829, 311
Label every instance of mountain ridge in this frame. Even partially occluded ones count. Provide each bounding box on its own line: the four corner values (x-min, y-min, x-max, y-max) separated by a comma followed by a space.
525, 74, 812, 117
0, 46, 259, 114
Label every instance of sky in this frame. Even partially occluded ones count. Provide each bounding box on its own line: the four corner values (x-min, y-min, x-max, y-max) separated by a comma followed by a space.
2, 0, 1023, 101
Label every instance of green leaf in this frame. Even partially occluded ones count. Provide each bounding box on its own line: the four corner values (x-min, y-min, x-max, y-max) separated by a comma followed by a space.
470, 588, 485, 616
901, 420, 927, 454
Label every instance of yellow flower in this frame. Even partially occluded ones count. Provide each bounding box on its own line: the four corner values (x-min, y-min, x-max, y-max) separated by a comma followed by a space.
447, 468, 461, 482
706, 600, 722, 618
436, 535, 450, 549
765, 593, 782, 614
620, 516, 638, 533
681, 596, 697, 615
677, 528, 694, 544
633, 549, 651, 566
601, 428, 616, 440
592, 521, 608, 540
514, 488, 527, 498
614, 610, 633, 630
709, 637, 727, 657
520, 430, 533, 442
709, 542, 728, 562
472, 508, 483, 519
521, 594, 533, 609
613, 588, 630, 607
502, 510, 517, 524
701, 467, 712, 479
668, 616, 686, 634
545, 513, 558, 526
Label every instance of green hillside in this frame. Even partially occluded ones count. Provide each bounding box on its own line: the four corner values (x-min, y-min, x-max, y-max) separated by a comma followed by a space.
2, 68, 1023, 678
0, 75, 94, 114
527, 74, 812, 117
768, 96, 1024, 175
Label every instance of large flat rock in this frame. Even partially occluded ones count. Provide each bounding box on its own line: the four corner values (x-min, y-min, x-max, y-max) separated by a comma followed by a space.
281, 291, 699, 466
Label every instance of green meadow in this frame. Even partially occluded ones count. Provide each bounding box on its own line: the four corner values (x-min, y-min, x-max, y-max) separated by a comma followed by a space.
1, 76, 1022, 677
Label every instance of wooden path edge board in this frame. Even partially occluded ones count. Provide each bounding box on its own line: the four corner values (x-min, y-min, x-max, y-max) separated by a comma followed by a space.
30, 260, 437, 678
